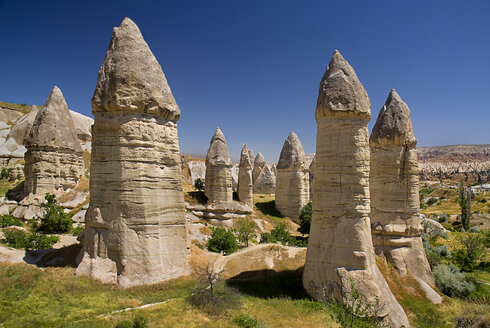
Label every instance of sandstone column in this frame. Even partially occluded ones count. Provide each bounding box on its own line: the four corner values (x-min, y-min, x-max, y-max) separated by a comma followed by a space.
303, 51, 409, 327
204, 128, 233, 203
238, 144, 254, 206
275, 131, 310, 222
253, 152, 266, 184
24, 86, 83, 195
370, 90, 435, 286
76, 18, 189, 287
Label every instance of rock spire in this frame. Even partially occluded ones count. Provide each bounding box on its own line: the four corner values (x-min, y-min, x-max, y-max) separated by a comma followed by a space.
303, 51, 410, 327
238, 144, 254, 206
205, 127, 233, 203
76, 17, 189, 287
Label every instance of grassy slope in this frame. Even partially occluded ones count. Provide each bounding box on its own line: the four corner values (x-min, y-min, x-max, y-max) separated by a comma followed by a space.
0, 101, 37, 114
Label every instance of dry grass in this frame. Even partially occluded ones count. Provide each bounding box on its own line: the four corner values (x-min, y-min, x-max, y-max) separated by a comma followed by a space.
0, 101, 37, 114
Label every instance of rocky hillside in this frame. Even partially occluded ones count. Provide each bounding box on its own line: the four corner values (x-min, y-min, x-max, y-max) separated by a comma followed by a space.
417, 144, 490, 183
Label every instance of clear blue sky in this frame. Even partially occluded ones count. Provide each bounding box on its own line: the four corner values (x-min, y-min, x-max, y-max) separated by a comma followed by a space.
1, 0, 489, 162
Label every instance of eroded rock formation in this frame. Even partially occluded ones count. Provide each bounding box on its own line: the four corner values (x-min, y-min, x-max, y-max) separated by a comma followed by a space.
205, 128, 233, 203
275, 132, 310, 222
76, 18, 189, 287
24, 86, 83, 195
303, 51, 409, 327
238, 144, 253, 206
370, 90, 434, 286
253, 152, 266, 184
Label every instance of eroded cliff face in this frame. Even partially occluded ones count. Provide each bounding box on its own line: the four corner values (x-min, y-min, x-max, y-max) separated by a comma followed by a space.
370, 90, 434, 286
24, 86, 84, 195
303, 51, 409, 328
76, 17, 189, 287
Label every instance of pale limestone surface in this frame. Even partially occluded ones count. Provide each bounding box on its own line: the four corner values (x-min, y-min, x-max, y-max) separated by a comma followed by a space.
370, 90, 434, 287
76, 18, 189, 287
24, 87, 83, 195
254, 164, 276, 194
238, 144, 253, 206
303, 51, 409, 328
275, 132, 310, 222
205, 128, 233, 203
252, 152, 266, 184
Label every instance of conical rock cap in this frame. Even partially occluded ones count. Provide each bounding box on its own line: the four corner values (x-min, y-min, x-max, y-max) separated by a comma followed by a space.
239, 144, 252, 168
277, 131, 306, 170
206, 128, 232, 166
254, 152, 266, 168
316, 50, 370, 120
370, 89, 416, 147
92, 17, 180, 122
26, 86, 82, 152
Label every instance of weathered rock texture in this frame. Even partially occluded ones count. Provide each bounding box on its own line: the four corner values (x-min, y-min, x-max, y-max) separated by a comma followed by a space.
303, 51, 409, 327
24, 87, 83, 195
275, 132, 310, 222
370, 90, 434, 287
76, 18, 189, 287
204, 128, 233, 203
253, 153, 266, 184
238, 144, 253, 206
252, 153, 277, 194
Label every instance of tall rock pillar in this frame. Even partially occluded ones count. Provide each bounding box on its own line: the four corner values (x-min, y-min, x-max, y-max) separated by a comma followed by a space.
204, 128, 233, 203
370, 90, 434, 286
24, 86, 83, 195
238, 144, 254, 206
76, 18, 189, 287
303, 51, 409, 327
275, 131, 310, 222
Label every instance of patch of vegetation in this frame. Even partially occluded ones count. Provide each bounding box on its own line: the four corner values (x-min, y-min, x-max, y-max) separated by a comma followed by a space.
1, 228, 59, 250
232, 314, 258, 328
194, 178, 204, 192
1, 167, 10, 180
254, 200, 283, 218
207, 227, 238, 255
0, 101, 36, 114
72, 225, 85, 237
433, 264, 474, 298
114, 314, 148, 328
0, 214, 23, 228
298, 201, 312, 235
260, 223, 307, 247
185, 191, 208, 205
37, 193, 72, 234
236, 217, 256, 247
452, 233, 487, 272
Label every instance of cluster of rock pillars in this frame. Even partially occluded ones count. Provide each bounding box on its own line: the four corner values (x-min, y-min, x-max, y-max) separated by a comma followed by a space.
19, 17, 440, 327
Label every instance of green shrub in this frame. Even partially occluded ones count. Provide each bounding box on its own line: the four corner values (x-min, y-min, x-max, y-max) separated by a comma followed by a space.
194, 178, 204, 191
72, 225, 85, 237
0, 167, 10, 180
259, 232, 274, 244
298, 201, 312, 235
236, 217, 256, 247
435, 245, 451, 258
114, 314, 148, 328
453, 233, 487, 272
233, 314, 258, 328
426, 197, 438, 206
38, 194, 72, 234
433, 264, 474, 298
207, 227, 238, 255
2, 228, 59, 250
0, 214, 22, 228
437, 213, 449, 223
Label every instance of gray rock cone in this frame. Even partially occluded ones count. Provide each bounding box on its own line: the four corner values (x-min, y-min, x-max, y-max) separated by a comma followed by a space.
303, 51, 410, 327
205, 127, 233, 203
24, 86, 83, 195
76, 17, 189, 287
238, 144, 254, 206
370, 90, 435, 287
275, 131, 310, 222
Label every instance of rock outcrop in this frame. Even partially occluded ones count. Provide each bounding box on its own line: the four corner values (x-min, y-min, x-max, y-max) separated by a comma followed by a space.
254, 164, 276, 194
370, 90, 434, 286
253, 153, 266, 184
238, 144, 253, 206
275, 132, 310, 222
76, 18, 189, 287
204, 128, 233, 203
23, 87, 84, 195
303, 51, 409, 327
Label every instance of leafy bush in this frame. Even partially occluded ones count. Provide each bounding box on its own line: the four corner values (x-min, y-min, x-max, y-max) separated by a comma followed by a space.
194, 178, 204, 192
38, 194, 72, 234
298, 202, 312, 235
0, 167, 10, 180
2, 228, 59, 250
434, 245, 451, 258
0, 214, 23, 228
207, 227, 238, 255
437, 213, 449, 223
233, 314, 258, 328
72, 225, 85, 237
236, 217, 256, 247
426, 197, 438, 206
433, 264, 474, 298
453, 233, 487, 271
114, 314, 148, 328
259, 223, 306, 247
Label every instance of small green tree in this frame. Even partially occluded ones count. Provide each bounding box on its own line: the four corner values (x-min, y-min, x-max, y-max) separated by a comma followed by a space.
453, 233, 486, 272
38, 194, 72, 234
459, 185, 471, 231
298, 202, 312, 235
194, 178, 204, 192
236, 217, 256, 247
207, 227, 238, 255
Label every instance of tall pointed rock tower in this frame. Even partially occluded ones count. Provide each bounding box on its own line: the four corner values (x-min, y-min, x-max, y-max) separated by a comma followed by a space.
76, 18, 189, 287
238, 144, 254, 206
303, 51, 410, 327
205, 127, 233, 203
24, 86, 83, 195
370, 90, 435, 286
